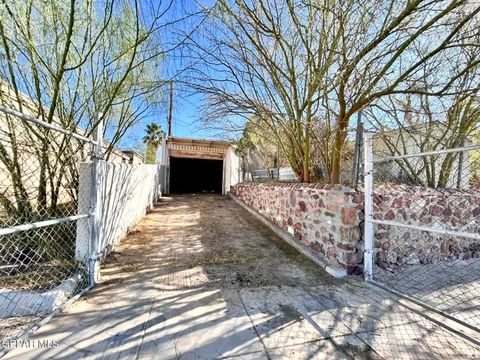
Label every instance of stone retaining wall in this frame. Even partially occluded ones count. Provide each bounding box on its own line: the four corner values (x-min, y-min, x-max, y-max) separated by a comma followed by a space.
231, 182, 480, 274
231, 182, 364, 273
373, 184, 480, 269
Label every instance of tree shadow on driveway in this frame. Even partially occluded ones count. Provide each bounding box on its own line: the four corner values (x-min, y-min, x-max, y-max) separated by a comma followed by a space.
4, 195, 479, 359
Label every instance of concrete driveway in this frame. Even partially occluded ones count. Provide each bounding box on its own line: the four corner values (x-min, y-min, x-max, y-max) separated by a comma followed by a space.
4, 195, 479, 359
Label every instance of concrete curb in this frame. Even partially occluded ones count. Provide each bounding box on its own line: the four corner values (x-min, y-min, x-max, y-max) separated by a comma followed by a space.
228, 193, 347, 278
0, 272, 84, 319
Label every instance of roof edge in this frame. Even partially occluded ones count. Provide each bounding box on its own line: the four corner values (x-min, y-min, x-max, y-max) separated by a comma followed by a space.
167, 136, 233, 146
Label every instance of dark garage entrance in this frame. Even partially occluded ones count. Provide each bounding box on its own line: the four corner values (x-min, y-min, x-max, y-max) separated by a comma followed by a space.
169, 157, 223, 194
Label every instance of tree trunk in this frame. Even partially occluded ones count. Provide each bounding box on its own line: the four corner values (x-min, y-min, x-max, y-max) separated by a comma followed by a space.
331, 115, 349, 184
145, 143, 158, 164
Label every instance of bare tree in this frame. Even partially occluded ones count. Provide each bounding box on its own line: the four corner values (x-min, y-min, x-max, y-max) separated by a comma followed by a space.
188, 0, 480, 183
368, 89, 480, 187
235, 117, 286, 173
0, 0, 193, 220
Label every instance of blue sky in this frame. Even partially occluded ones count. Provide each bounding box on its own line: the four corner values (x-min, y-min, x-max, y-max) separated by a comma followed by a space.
142, 93, 209, 139
118, 0, 230, 151
124, 89, 227, 153
108, 92, 212, 152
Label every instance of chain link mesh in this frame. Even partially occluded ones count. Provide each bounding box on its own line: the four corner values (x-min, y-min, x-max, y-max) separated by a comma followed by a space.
370, 130, 480, 330
0, 109, 93, 346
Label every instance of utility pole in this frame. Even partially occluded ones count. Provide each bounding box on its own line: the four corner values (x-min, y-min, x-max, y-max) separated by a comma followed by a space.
168, 80, 173, 137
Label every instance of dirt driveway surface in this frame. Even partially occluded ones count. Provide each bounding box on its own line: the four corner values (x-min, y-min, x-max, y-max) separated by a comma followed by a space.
5, 195, 480, 359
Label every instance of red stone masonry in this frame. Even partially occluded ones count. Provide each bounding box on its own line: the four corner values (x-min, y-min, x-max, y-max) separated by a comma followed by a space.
231, 182, 480, 273
373, 184, 480, 268
231, 181, 364, 273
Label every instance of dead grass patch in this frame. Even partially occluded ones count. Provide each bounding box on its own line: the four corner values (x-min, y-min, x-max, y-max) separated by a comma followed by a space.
188, 252, 251, 267
119, 262, 144, 273
0, 262, 80, 291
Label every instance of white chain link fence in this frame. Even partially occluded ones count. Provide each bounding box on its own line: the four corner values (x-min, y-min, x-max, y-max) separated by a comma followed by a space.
363, 131, 480, 333
0, 105, 99, 350
0, 106, 162, 355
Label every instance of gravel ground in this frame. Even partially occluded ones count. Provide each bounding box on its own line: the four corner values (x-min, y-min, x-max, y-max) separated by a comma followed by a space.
101, 194, 338, 290
4, 194, 479, 359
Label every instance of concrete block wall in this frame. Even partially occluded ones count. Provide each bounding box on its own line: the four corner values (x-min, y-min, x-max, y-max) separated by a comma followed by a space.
231, 182, 364, 272
75, 162, 162, 262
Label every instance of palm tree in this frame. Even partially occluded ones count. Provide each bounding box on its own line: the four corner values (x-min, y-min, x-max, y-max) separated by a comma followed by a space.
143, 123, 163, 164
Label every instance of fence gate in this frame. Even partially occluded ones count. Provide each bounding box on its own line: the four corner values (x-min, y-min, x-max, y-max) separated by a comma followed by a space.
363, 132, 480, 334
0, 105, 102, 354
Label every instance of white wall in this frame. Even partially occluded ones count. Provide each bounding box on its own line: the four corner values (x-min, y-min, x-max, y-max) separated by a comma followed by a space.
224, 146, 240, 194
279, 167, 298, 181
160, 135, 170, 194
75, 162, 162, 262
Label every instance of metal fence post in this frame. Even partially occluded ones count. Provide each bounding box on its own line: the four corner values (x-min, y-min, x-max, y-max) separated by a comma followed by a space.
351, 112, 363, 188
276, 143, 280, 180
89, 114, 103, 286
363, 132, 374, 281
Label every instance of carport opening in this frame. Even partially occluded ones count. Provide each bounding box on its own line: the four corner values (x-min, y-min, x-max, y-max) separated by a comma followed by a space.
170, 157, 223, 194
